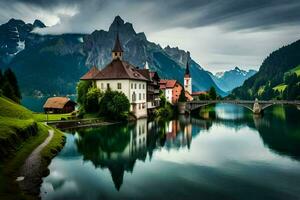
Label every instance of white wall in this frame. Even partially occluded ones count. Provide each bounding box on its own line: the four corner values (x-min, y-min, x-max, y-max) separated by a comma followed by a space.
165, 88, 173, 103
96, 79, 147, 118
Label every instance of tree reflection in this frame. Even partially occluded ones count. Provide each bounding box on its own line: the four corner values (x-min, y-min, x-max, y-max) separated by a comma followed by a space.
74, 117, 204, 191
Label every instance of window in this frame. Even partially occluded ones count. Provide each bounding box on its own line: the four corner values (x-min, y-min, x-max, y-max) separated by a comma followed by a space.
139, 93, 141, 100
143, 93, 145, 100
117, 83, 122, 89
114, 52, 117, 56
139, 103, 141, 109
142, 103, 145, 109
101, 83, 104, 89
107, 83, 110, 89
143, 84, 145, 89
132, 92, 136, 101
139, 84, 141, 89
131, 83, 133, 89
135, 83, 137, 89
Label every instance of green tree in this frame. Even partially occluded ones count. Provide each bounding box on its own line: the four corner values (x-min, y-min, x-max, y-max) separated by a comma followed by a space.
178, 88, 187, 102
77, 80, 92, 106
85, 87, 103, 113
2, 81, 18, 102
99, 90, 130, 120
2, 68, 21, 103
198, 93, 209, 100
208, 87, 217, 100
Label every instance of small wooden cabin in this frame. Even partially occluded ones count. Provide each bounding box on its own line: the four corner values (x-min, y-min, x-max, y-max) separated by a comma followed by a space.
43, 97, 76, 114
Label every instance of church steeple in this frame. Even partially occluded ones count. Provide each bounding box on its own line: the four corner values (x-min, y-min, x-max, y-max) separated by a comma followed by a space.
185, 60, 190, 78
112, 32, 123, 60
184, 51, 192, 94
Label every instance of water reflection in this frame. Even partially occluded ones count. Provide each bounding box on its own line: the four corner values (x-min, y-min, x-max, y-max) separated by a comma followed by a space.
71, 118, 212, 191
41, 104, 300, 200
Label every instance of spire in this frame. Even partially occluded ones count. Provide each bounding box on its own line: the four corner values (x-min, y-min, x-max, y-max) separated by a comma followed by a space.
185, 61, 190, 76
185, 51, 190, 77
144, 61, 149, 69
112, 32, 123, 53
112, 32, 123, 60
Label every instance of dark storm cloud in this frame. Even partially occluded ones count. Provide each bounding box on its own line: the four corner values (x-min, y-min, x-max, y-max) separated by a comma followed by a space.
2, 0, 300, 31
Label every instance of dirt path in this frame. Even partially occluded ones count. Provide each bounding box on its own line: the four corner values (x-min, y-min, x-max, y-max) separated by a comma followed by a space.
18, 129, 54, 195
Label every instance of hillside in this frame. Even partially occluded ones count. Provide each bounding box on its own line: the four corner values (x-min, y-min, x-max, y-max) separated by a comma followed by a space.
0, 16, 224, 96
231, 40, 300, 100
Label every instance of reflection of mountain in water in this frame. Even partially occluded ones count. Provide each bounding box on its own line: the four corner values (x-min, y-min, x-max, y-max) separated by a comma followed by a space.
74, 117, 209, 190
196, 104, 300, 161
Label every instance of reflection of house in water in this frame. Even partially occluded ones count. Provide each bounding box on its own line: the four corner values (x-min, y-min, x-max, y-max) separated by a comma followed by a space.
165, 120, 192, 150
75, 119, 148, 191
75, 117, 207, 191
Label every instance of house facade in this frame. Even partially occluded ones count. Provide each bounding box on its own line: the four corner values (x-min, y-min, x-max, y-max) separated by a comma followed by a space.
43, 97, 76, 114
80, 34, 148, 118
159, 79, 193, 104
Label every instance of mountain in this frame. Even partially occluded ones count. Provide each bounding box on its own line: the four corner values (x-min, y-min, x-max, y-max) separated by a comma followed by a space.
0, 16, 224, 96
231, 40, 300, 100
209, 67, 257, 92
83, 16, 224, 95
0, 18, 46, 66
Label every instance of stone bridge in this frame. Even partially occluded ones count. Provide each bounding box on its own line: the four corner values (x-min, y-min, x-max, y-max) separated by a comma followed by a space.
185, 100, 300, 114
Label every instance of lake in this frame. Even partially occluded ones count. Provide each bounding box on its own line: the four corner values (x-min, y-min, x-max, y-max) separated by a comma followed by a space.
40, 104, 300, 200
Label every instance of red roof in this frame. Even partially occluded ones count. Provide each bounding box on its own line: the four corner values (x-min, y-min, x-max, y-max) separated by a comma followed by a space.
80, 58, 148, 81
192, 91, 208, 96
80, 66, 100, 80
159, 79, 177, 89
43, 97, 76, 109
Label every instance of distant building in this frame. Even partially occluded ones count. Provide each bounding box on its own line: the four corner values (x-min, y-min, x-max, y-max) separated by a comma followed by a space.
80, 33, 148, 118
159, 79, 193, 104
191, 91, 208, 99
136, 62, 161, 112
184, 56, 192, 95
43, 97, 76, 114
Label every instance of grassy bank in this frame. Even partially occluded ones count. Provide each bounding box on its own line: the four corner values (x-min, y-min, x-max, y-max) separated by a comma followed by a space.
33, 113, 72, 122
0, 96, 66, 199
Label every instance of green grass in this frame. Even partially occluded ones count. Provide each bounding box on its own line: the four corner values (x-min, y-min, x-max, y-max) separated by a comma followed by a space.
0, 123, 49, 200
0, 97, 33, 119
0, 117, 35, 139
33, 113, 72, 122
273, 83, 287, 92
289, 65, 300, 76
0, 96, 66, 199
258, 86, 265, 95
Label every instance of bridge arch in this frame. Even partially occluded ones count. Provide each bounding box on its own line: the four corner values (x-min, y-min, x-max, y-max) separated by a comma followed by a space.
186, 102, 254, 113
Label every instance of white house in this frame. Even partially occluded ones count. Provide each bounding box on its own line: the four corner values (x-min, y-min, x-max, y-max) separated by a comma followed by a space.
81, 33, 148, 118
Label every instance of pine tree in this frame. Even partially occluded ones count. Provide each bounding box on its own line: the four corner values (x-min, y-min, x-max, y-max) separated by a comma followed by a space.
2, 81, 18, 102
178, 88, 187, 102
209, 87, 217, 100
3, 68, 21, 103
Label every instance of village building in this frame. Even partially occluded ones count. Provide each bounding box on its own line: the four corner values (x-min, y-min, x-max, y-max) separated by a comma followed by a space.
136, 62, 161, 113
191, 91, 208, 99
159, 79, 193, 104
43, 97, 76, 114
80, 34, 149, 118
184, 59, 192, 95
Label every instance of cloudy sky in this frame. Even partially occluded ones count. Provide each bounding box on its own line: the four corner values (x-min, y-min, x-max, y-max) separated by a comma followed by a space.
0, 0, 300, 73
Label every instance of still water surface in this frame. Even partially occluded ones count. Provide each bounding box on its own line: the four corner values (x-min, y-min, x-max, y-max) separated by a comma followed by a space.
41, 104, 300, 200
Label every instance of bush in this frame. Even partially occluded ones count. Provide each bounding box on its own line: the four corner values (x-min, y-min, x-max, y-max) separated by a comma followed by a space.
85, 87, 103, 113
77, 80, 92, 106
99, 90, 130, 121
155, 103, 173, 119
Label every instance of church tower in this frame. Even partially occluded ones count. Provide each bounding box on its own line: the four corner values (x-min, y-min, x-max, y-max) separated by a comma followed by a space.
112, 33, 123, 60
184, 52, 192, 94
